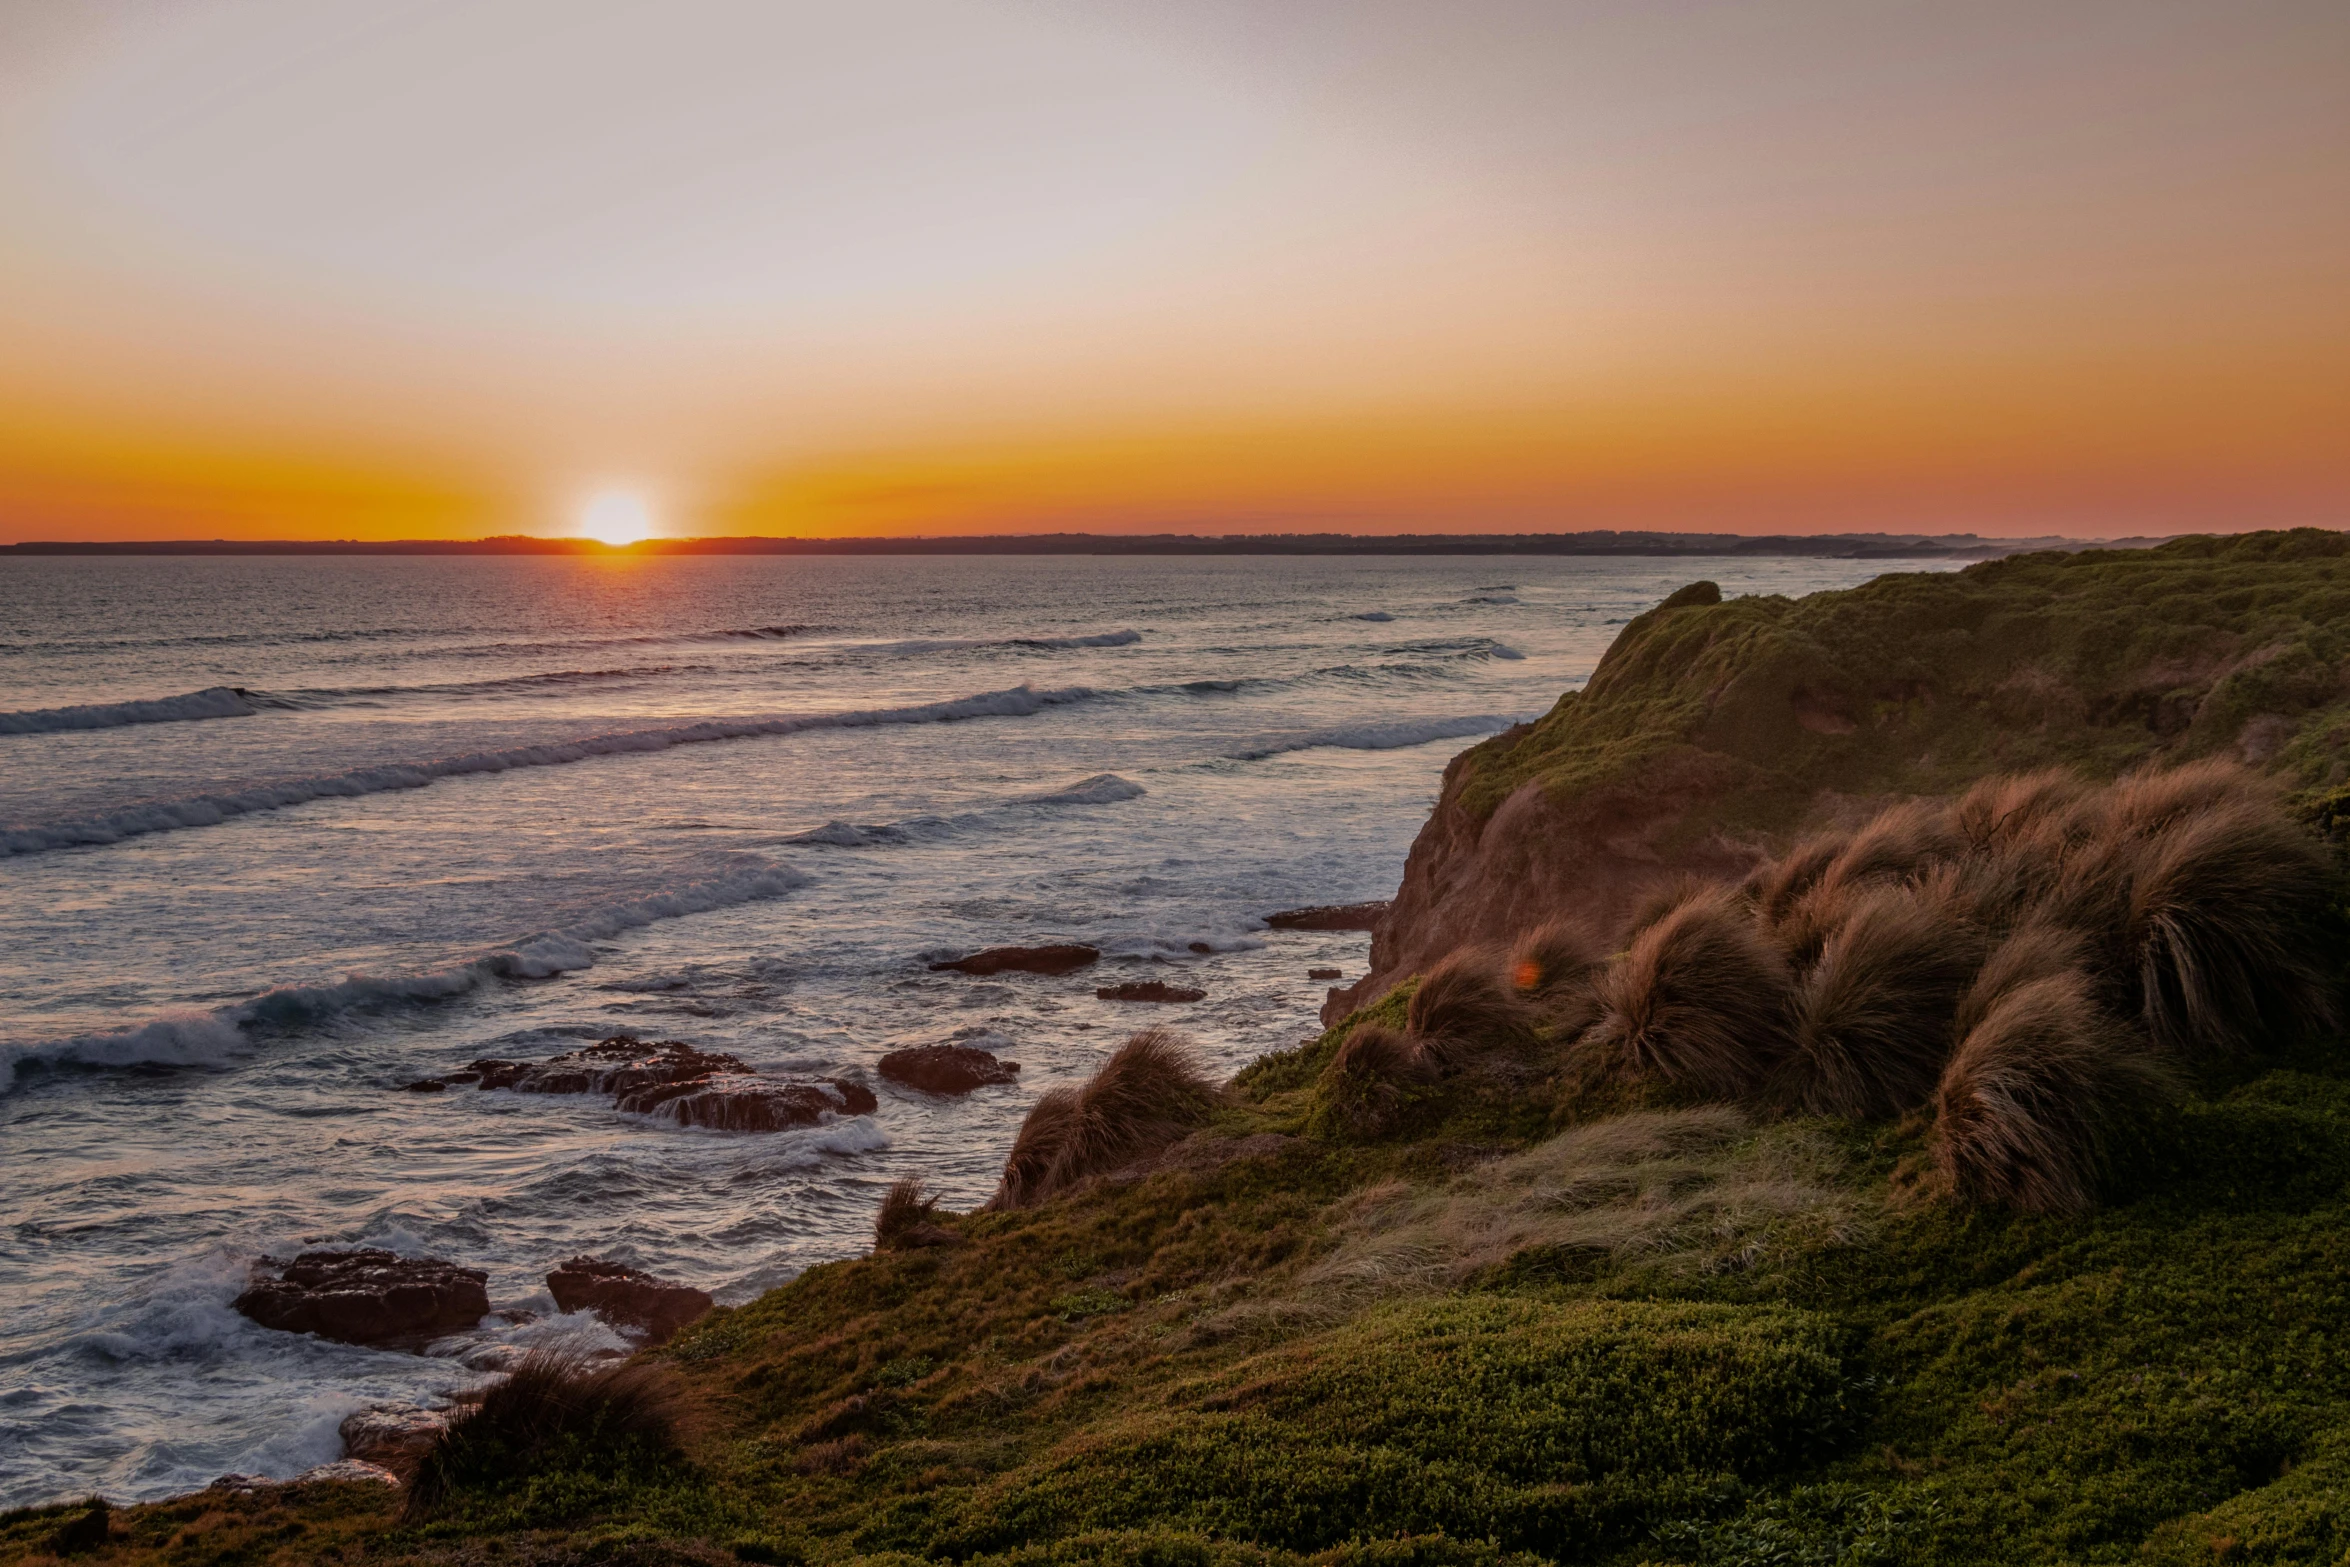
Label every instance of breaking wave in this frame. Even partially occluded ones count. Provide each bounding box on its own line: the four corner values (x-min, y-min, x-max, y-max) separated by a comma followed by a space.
0, 684, 1099, 858
0, 858, 810, 1094
780, 772, 1146, 848
0, 687, 257, 735
1222, 714, 1520, 762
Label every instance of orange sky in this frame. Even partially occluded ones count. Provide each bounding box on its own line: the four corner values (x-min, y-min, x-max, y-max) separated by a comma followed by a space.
0, 0, 2344, 543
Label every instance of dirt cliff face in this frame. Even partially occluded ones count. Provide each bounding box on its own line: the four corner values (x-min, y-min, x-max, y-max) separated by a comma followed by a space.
1327, 530, 2350, 1024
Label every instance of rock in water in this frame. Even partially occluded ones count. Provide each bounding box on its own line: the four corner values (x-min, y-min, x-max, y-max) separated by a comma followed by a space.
233, 1250, 489, 1349
617, 1073, 878, 1130
1095, 981, 1206, 1003
1309, 967, 1343, 980
1262, 902, 1389, 932
929, 944, 1100, 976
877, 1043, 1022, 1094
546, 1256, 715, 1344
467, 1036, 745, 1094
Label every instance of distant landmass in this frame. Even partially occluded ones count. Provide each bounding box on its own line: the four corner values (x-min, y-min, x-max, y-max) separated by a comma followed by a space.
1, 530, 2163, 559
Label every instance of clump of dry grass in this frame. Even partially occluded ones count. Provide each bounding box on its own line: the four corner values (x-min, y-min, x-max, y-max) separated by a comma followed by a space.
1406, 948, 1534, 1064
1815, 798, 1966, 897
1747, 833, 1849, 924
1581, 887, 1792, 1099
1774, 885, 1984, 1118
1508, 921, 1604, 1029
988, 1029, 1222, 1210
1310, 1023, 1438, 1139
874, 1177, 958, 1250
1932, 971, 2175, 1213
406, 1351, 681, 1517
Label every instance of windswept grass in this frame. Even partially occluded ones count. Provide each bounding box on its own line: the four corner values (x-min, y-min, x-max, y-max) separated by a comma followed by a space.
991, 1029, 1222, 1210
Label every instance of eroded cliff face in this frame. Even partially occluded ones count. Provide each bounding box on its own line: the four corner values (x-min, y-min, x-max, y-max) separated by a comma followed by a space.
1326, 530, 2350, 1024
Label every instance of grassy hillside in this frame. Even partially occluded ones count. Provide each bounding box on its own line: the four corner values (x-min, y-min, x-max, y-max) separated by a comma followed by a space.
14, 535, 2350, 1567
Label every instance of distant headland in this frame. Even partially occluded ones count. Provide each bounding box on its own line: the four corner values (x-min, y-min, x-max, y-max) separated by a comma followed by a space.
1, 530, 2164, 559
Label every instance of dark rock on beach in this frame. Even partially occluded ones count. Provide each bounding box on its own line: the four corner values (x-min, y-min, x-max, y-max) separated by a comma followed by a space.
878, 1043, 1021, 1095
233, 1250, 489, 1349
929, 943, 1100, 976
1096, 980, 1206, 1003
546, 1256, 714, 1345
619, 1072, 877, 1130
1262, 902, 1389, 931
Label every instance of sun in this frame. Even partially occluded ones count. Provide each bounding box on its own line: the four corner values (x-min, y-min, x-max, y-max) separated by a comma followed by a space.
579, 489, 656, 546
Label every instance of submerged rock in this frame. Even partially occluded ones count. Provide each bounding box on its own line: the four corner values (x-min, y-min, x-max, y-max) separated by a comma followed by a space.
1263, 902, 1389, 932
546, 1256, 714, 1345
1096, 980, 1206, 1004
618, 1072, 876, 1130
233, 1250, 489, 1349
1309, 967, 1343, 980
929, 943, 1100, 976
877, 1044, 1021, 1095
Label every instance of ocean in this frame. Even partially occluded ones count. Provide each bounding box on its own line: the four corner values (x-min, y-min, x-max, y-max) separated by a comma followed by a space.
0, 550, 1923, 1507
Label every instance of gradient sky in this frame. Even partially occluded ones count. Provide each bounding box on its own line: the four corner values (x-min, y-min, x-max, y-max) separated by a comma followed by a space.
0, 0, 2344, 541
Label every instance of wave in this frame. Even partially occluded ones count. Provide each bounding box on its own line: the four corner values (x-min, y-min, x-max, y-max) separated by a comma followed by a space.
0, 858, 810, 1093
852, 628, 1142, 657
781, 772, 1146, 847
0, 687, 257, 735
0, 684, 1099, 859
1352, 611, 1395, 622
1488, 643, 1526, 661
248, 664, 700, 710
1222, 714, 1520, 762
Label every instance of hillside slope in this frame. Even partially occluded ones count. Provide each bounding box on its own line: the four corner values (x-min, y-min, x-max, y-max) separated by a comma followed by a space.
1331, 530, 2350, 1023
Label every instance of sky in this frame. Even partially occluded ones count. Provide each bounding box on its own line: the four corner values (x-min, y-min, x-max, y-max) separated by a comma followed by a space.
0, 0, 2343, 543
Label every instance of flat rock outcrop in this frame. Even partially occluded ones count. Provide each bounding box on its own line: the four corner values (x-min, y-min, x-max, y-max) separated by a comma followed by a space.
1263, 902, 1388, 931
233, 1250, 489, 1349
546, 1256, 713, 1345
929, 944, 1099, 976
408, 1036, 877, 1133
1095, 980, 1205, 1003
877, 1044, 1020, 1095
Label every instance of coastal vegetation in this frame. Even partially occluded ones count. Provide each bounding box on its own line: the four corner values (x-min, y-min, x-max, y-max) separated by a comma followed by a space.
12, 532, 2350, 1566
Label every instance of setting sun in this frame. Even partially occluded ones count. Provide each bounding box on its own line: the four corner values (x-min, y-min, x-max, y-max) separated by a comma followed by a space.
578, 489, 655, 546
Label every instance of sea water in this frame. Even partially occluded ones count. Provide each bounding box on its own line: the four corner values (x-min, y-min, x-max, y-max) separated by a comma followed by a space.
0, 551, 1926, 1506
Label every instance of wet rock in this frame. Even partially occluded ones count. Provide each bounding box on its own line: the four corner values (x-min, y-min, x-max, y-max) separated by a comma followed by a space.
1263, 902, 1389, 932
233, 1250, 489, 1349
1095, 981, 1206, 1004
877, 1044, 1021, 1095
339, 1403, 450, 1475
929, 943, 1099, 976
210, 1461, 401, 1496
469, 1036, 744, 1095
618, 1073, 877, 1131
1309, 967, 1343, 980
546, 1256, 714, 1345
401, 1078, 446, 1092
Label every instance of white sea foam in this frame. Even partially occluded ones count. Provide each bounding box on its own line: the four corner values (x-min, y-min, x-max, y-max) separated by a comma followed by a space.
0, 687, 258, 735
1222, 714, 1519, 762
0, 859, 810, 1093
1, 684, 1099, 858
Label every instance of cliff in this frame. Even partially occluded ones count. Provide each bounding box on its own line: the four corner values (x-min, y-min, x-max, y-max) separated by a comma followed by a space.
1331, 529, 2350, 1023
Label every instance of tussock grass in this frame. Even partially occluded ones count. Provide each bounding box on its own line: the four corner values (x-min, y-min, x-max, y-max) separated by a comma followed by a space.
1403, 948, 1533, 1063
1747, 832, 1849, 923
990, 1029, 1222, 1210
1308, 1024, 1436, 1140
1506, 922, 1603, 1035
1933, 971, 2176, 1212
1581, 887, 1791, 1099
1775, 885, 1984, 1118
405, 1351, 682, 1519
875, 1177, 959, 1251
